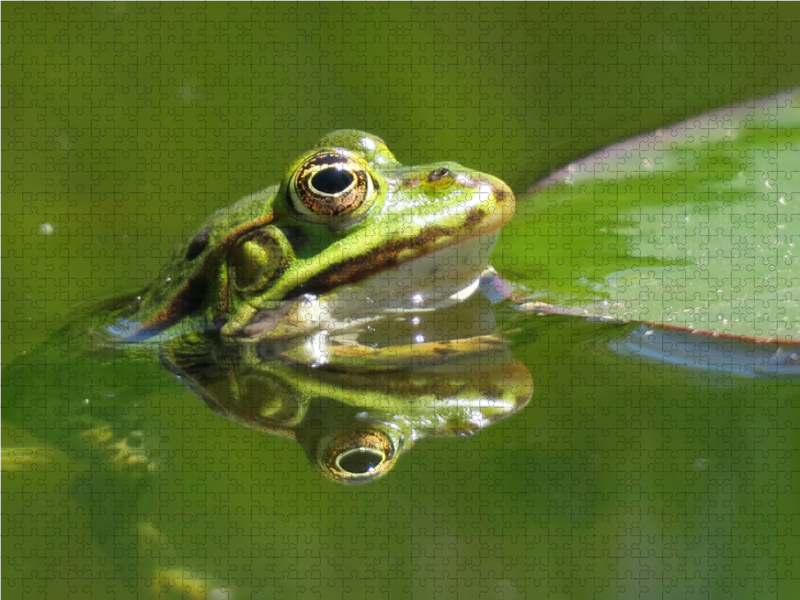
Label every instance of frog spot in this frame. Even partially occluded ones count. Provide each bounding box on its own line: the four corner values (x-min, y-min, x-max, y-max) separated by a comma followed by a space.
184, 225, 214, 261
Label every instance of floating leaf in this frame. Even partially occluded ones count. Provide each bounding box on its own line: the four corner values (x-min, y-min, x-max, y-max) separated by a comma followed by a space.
498, 90, 800, 344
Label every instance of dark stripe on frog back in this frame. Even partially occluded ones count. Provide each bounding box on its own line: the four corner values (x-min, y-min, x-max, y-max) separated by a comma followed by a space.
126, 213, 275, 340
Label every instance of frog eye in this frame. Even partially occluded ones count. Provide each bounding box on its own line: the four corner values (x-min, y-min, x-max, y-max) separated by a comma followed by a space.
288, 149, 377, 219
319, 427, 398, 483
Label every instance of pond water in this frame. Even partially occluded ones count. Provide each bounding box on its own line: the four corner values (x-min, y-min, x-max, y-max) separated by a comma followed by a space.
4, 297, 799, 600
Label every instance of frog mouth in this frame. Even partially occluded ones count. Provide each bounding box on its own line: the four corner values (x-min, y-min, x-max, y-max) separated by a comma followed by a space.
237, 231, 499, 340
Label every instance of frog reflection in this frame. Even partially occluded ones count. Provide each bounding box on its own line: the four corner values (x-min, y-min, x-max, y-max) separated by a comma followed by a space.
161, 291, 532, 483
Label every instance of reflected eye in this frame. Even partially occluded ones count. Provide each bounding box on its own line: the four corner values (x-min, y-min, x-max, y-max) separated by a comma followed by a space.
336, 447, 386, 474
288, 149, 377, 218
320, 427, 397, 483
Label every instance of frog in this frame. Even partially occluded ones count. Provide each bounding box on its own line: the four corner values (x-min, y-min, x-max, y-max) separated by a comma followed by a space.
89, 129, 531, 484
8, 129, 530, 474
3, 130, 532, 596
102, 129, 517, 345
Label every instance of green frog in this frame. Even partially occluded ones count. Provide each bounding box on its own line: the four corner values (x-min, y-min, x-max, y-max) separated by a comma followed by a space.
85, 129, 532, 484
4, 131, 531, 596
104, 129, 517, 345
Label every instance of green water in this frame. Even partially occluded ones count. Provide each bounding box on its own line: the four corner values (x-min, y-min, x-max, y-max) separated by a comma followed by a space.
4, 3, 800, 599
5, 312, 799, 599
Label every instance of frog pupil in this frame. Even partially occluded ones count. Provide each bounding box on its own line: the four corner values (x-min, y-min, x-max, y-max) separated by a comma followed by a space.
312, 168, 354, 195
337, 448, 384, 474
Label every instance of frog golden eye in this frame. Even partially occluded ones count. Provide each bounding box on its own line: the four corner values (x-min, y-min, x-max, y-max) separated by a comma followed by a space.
319, 428, 397, 483
288, 150, 376, 218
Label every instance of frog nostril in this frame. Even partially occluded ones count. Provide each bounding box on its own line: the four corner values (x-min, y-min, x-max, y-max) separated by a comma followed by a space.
427, 168, 452, 183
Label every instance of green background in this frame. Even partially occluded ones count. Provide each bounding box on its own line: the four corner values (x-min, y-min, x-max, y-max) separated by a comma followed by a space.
4, 3, 800, 599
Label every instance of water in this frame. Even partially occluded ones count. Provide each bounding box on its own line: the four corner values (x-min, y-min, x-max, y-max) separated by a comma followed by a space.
4, 301, 799, 599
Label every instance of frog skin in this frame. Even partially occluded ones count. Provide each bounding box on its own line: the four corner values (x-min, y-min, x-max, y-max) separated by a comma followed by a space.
104, 129, 517, 345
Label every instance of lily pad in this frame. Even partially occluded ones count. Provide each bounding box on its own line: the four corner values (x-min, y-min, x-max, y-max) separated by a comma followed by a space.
498, 89, 800, 343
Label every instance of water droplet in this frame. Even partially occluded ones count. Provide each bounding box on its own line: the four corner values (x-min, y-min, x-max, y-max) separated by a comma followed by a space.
38, 223, 55, 236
